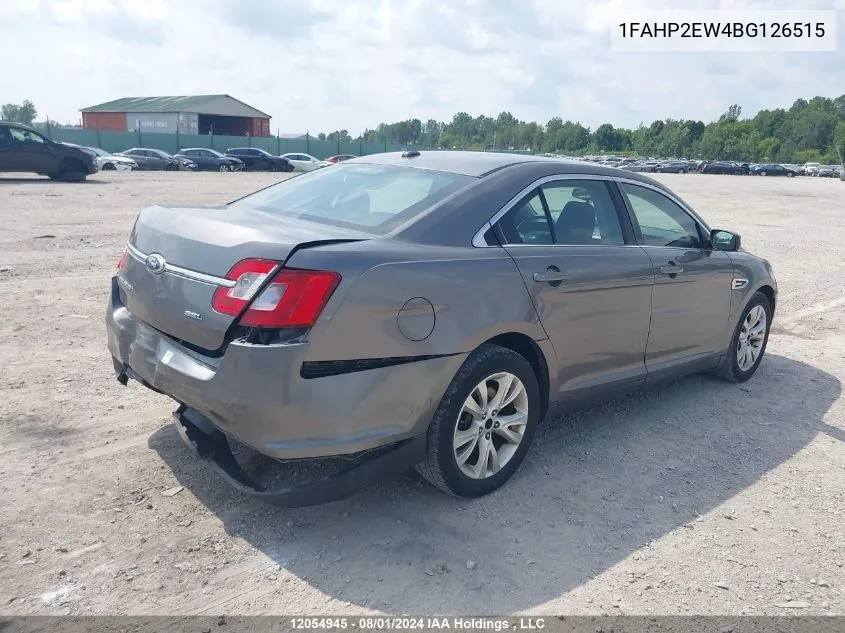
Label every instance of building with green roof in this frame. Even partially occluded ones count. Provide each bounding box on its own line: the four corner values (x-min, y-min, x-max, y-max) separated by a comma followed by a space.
81, 94, 271, 137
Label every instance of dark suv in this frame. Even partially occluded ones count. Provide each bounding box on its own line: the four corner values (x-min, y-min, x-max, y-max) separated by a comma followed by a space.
0, 121, 98, 181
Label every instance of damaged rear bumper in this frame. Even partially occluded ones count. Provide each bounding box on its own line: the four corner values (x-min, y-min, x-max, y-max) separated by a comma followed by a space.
172, 404, 427, 507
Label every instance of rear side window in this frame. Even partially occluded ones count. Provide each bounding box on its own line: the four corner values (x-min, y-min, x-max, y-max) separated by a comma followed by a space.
495, 179, 624, 246
231, 164, 473, 234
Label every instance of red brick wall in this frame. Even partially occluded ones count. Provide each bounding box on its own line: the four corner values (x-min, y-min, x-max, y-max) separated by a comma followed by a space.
82, 112, 127, 132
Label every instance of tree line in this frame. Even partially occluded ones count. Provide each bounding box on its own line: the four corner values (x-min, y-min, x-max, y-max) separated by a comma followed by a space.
5, 94, 845, 164
324, 96, 845, 164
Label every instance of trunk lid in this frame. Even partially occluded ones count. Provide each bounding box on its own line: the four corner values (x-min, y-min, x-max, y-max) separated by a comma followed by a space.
120, 205, 368, 351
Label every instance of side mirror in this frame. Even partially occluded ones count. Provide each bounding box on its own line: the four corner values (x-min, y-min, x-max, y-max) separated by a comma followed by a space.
710, 229, 741, 252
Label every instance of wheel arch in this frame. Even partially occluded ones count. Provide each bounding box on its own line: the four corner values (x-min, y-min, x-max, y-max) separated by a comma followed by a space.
755, 283, 776, 316
481, 332, 551, 421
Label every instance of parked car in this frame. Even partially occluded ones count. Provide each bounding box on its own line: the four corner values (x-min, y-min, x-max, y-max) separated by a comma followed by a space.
0, 121, 98, 181
804, 162, 821, 176
325, 154, 358, 164
618, 161, 655, 173
280, 152, 331, 172
176, 148, 244, 172
750, 163, 796, 177
817, 164, 841, 178
85, 146, 138, 171
61, 142, 138, 171
655, 160, 694, 174
224, 147, 293, 172
700, 161, 748, 175
107, 151, 777, 506
783, 164, 807, 175
117, 148, 184, 171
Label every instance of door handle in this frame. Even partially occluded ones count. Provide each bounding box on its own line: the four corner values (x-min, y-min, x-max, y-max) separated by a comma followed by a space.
659, 262, 684, 275
533, 270, 570, 283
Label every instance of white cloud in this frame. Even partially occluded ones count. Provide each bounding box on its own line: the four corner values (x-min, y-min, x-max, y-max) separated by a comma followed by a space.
0, 0, 842, 133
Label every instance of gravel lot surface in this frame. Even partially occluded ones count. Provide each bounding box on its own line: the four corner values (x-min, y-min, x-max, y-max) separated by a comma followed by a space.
0, 170, 843, 616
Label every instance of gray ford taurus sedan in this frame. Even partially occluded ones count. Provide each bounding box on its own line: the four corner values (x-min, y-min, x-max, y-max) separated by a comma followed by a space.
107, 150, 777, 506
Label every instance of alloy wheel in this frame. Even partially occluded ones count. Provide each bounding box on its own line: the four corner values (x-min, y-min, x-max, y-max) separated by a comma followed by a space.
452, 372, 528, 480
737, 305, 767, 371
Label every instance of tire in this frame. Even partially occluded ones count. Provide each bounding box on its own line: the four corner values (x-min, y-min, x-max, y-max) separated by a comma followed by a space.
678, 168, 685, 174
787, 171, 794, 177
165, 163, 177, 171
219, 164, 229, 172
56, 159, 87, 182
285, 163, 295, 173
416, 344, 541, 498
102, 163, 116, 171
760, 171, 767, 176
711, 291, 773, 383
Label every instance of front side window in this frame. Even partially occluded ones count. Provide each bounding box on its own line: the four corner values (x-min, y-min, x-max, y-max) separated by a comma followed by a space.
9, 128, 45, 144
231, 163, 473, 234
620, 183, 703, 249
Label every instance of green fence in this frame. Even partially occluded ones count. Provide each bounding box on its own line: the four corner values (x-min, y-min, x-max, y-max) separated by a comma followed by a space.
47, 128, 404, 159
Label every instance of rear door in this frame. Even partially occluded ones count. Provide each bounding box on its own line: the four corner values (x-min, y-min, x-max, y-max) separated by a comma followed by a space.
126, 150, 149, 169
199, 150, 219, 170
491, 176, 654, 401
616, 180, 733, 376
248, 149, 265, 169
0, 126, 16, 170
189, 150, 211, 170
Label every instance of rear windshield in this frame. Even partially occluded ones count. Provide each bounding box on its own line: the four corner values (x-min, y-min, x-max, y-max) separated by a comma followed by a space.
230, 164, 474, 234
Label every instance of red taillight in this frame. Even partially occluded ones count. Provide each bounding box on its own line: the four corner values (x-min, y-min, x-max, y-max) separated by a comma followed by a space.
117, 247, 128, 270
212, 259, 279, 316
212, 258, 341, 328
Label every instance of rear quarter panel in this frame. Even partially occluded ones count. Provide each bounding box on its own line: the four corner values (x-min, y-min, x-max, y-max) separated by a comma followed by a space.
286, 241, 548, 362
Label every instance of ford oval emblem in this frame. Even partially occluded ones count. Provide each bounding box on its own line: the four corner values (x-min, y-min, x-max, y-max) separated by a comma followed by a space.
145, 253, 166, 274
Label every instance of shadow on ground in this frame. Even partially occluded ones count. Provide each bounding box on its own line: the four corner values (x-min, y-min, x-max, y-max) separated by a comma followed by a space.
149, 353, 840, 613
0, 177, 107, 185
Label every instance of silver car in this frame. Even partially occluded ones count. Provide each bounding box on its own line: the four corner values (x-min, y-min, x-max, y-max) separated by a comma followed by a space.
106, 151, 777, 506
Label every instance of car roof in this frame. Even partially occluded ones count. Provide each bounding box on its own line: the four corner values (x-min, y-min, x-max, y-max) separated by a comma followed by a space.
346, 150, 566, 177
180, 147, 218, 151
0, 120, 33, 129
345, 150, 669, 184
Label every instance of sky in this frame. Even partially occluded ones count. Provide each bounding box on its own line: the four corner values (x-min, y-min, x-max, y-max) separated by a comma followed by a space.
0, 0, 843, 134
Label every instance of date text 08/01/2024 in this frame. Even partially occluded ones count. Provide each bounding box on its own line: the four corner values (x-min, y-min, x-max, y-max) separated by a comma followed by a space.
289, 618, 548, 630
618, 22, 826, 38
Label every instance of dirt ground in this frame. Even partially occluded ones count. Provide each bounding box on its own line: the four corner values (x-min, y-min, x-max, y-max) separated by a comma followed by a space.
0, 170, 843, 616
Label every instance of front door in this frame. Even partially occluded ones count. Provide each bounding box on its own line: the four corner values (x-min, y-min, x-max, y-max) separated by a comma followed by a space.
493, 177, 655, 402
616, 181, 734, 376
8, 127, 54, 173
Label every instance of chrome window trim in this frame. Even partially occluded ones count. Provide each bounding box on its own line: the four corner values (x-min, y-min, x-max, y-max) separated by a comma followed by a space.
125, 243, 236, 287
470, 173, 611, 248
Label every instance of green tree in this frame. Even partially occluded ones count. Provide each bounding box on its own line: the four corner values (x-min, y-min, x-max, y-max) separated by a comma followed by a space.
332, 92, 845, 163
1, 99, 37, 125
833, 121, 845, 164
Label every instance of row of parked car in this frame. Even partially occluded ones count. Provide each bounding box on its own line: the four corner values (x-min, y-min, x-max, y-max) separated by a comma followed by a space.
0, 119, 362, 181
576, 155, 843, 178
95, 146, 360, 174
